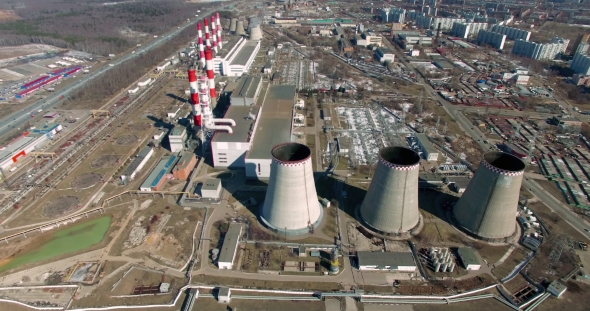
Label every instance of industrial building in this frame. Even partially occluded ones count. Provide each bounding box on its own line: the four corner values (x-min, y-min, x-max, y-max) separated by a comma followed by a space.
354, 32, 383, 47
380, 7, 405, 23
218, 223, 242, 270
171, 151, 197, 180
210, 104, 259, 168
547, 281, 567, 298
199, 178, 222, 199
453, 152, 525, 241
415, 134, 439, 161
245, 85, 296, 179
32, 123, 63, 138
489, 25, 531, 41
139, 155, 178, 192
375, 47, 395, 63
356, 252, 417, 271
476, 30, 506, 50
230, 76, 263, 106
168, 127, 187, 152
396, 34, 433, 47
211, 37, 261, 76
121, 146, 154, 182
260, 143, 323, 236
0, 133, 48, 171
217, 287, 231, 303
451, 22, 488, 38
511, 37, 569, 60
457, 247, 481, 270
571, 53, 590, 75
360, 147, 421, 234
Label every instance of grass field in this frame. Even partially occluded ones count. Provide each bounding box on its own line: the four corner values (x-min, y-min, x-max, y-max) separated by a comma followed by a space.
0, 216, 110, 272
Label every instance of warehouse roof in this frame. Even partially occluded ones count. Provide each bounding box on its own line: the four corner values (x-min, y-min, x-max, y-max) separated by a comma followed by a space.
122, 146, 152, 177
415, 133, 438, 154
247, 85, 295, 160
233, 76, 262, 100
174, 152, 195, 171
215, 37, 242, 59
0, 135, 38, 163
230, 40, 259, 66
357, 251, 416, 268
202, 178, 221, 191
218, 223, 242, 264
212, 105, 260, 143
140, 155, 177, 190
457, 247, 480, 265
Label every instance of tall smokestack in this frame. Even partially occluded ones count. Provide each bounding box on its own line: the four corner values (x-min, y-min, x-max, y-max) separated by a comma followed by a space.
211, 16, 218, 53
187, 66, 201, 127
204, 19, 211, 49
197, 23, 205, 68
198, 75, 211, 127
205, 49, 216, 100
453, 152, 525, 241
216, 12, 223, 49
359, 146, 421, 235
260, 143, 323, 235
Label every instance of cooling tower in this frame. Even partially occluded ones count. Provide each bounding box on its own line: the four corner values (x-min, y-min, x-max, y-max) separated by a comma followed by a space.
453, 151, 525, 241
260, 143, 323, 236
359, 146, 420, 234
250, 25, 263, 40
229, 18, 238, 33
235, 20, 246, 36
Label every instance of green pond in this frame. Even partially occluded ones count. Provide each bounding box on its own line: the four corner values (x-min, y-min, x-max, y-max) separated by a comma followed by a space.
0, 216, 111, 272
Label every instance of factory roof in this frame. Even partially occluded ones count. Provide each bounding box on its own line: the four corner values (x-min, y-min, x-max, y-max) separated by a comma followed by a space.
218, 223, 242, 264
213, 105, 260, 143
0, 135, 37, 162
434, 60, 455, 70
218, 287, 231, 297
174, 152, 195, 170
457, 247, 480, 266
357, 251, 416, 268
140, 155, 177, 190
122, 146, 152, 177
170, 126, 186, 137
248, 85, 295, 160
233, 76, 262, 99
415, 133, 438, 154
32, 122, 60, 133
215, 36, 243, 59
230, 40, 259, 66
202, 178, 221, 191
419, 172, 444, 183
446, 176, 471, 189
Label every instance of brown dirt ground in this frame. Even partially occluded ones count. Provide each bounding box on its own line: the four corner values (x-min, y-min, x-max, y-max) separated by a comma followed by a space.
491, 248, 529, 279
536, 180, 569, 205
413, 294, 513, 311
0, 10, 20, 22
43, 195, 81, 218
91, 155, 121, 168
191, 274, 343, 292
195, 298, 325, 311
535, 280, 590, 311
71, 172, 102, 190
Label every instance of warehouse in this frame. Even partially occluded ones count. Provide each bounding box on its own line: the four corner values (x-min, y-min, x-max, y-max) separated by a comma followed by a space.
0, 134, 48, 170
230, 76, 262, 106
212, 37, 261, 77
356, 252, 416, 272
457, 247, 481, 270
121, 146, 154, 182
245, 85, 296, 179
218, 223, 242, 270
415, 133, 439, 161
172, 152, 197, 180
140, 155, 178, 192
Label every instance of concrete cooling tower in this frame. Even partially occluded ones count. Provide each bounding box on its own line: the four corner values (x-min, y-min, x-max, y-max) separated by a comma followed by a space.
359, 146, 421, 234
250, 25, 263, 40
229, 18, 237, 33
235, 20, 246, 36
453, 151, 525, 241
260, 143, 323, 236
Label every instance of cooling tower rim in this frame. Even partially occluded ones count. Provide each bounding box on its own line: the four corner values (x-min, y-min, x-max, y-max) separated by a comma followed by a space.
271, 142, 311, 166
378, 146, 420, 170
481, 151, 525, 176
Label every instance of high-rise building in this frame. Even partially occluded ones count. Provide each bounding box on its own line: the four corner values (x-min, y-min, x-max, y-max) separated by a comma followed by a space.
451, 22, 488, 38
489, 25, 531, 41
477, 29, 506, 50
511, 37, 568, 60
571, 53, 590, 75
571, 33, 590, 56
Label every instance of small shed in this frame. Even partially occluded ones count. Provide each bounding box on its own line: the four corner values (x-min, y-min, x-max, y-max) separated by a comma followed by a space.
200, 178, 222, 199
217, 287, 231, 303
547, 280, 567, 297
457, 247, 481, 270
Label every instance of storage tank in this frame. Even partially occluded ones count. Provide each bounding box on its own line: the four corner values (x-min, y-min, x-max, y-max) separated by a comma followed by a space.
453, 152, 525, 241
359, 147, 421, 234
236, 20, 246, 36
449, 263, 455, 272
434, 262, 441, 272
441, 263, 448, 272
260, 143, 323, 235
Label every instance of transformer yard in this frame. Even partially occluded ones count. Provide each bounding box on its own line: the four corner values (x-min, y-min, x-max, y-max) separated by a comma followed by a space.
0, 1, 590, 311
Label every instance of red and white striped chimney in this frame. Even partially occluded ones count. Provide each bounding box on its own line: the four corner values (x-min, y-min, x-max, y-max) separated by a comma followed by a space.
187, 66, 202, 127
205, 49, 216, 100
204, 19, 211, 50
216, 12, 222, 49
211, 16, 218, 53
197, 23, 205, 67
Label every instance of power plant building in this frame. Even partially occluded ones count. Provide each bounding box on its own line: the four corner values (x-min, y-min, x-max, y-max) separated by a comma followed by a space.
476, 30, 506, 50
360, 147, 421, 234
260, 143, 322, 235
451, 22, 488, 38
172, 151, 197, 180
571, 53, 590, 75
140, 155, 178, 192
211, 37, 261, 76
169, 127, 187, 152
489, 25, 531, 41
453, 152, 525, 241
245, 85, 296, 179
210, 104, 260, 168
511, 37, 569, 60
230, 76, 263, 106
415, 133, 439, 161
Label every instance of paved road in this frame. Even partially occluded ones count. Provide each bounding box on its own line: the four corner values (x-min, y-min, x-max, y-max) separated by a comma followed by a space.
0, 4, 230, 137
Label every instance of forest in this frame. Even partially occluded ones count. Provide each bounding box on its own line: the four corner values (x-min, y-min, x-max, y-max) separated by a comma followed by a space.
0, 0, 216, 55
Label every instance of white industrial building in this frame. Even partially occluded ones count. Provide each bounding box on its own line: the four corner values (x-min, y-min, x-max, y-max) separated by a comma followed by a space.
210, 104, 260, 168
476, 29, 506, 50
512, 37, 569, 60
354, 32, 383, 47
212, 37, 261, 77
375, 47, 395, 63
217, 223, 242, 270
120, 146, 154, 182
199, 178, 222, 199
356, 252, 417, 272
168, 127, 186, 152
217, 287, 231, 303
489, 25, 531, 41
397, 34, 433, 46
451, 22, 488, 38
415, 133, 439, 161
0, 134, 48, 171
571, 53, 590, 75
457, 247, 481, 270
